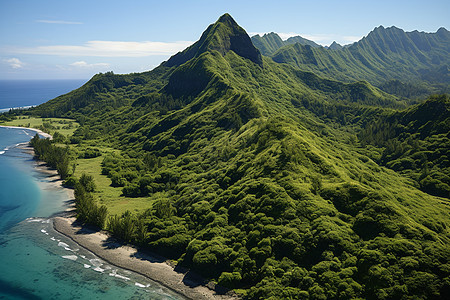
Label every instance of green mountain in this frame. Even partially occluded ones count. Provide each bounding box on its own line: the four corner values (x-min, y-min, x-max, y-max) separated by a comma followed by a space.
166, 13, 262, 68
286, 35, 321, 48
360, 94, 450, 198
30, 14, 449, 299
251, 32, 320, 56
256, 27, 449, 98
328, 41, 343, 50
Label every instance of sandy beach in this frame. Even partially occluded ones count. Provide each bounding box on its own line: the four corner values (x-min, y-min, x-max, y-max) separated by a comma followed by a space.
3, 125, 238, 299
0, 125, 53, 139
53, 217, 238, 300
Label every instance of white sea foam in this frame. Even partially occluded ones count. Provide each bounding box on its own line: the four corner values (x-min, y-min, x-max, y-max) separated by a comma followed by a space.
89, 258, 103, 267
93, 267, 105, 273
135, 282, 146, 288
27, 218, 44, 222
80, 255, 86, 259
0, 105, 33, 113
83, 264, 91, 269
117, 274, 130, 281
57, 241, 70, 248
114, 274, 131, 281
62, 255, 78, 261
0, 146, 9, 155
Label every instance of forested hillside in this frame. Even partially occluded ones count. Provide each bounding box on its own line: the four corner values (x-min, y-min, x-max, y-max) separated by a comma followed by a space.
360, 94, 450, 198
28, 14, 450, 299
252, 27, 450, 98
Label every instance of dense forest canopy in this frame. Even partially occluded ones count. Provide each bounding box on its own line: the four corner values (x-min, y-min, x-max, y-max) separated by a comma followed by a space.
19, 14, 450, 299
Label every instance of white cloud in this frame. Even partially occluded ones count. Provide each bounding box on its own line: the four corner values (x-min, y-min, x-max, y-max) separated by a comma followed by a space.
4, 58, 25, 69
277, 32, 303, 40
342, 35, 364, 43
70, 61, 110, 68
8, 40, 194, 57
36, 20, 83, 25
300, 34, 362, 45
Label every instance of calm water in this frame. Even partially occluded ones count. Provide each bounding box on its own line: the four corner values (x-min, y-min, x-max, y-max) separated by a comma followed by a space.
0, 79, 87, 112
0, 83, 184, 299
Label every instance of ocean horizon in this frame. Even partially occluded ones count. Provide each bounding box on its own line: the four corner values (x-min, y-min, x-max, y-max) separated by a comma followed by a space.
0, 79, 87, 112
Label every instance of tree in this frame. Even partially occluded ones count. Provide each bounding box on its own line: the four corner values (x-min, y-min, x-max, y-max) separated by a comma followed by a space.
56, 151, 70, 180
93, 205, 108, 229
135, 218, 148, 246
79, 173, 96, 192
311, 175, 323, 194
153, 199, 176, 219
121, 211, 136, 243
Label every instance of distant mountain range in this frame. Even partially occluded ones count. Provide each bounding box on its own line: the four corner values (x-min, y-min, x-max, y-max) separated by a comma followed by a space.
252, 27, 450, 97
28, 14, 450, 299
251, 32, 321, 55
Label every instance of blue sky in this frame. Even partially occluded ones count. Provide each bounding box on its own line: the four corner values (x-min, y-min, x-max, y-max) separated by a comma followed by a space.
1, 0, 448, 79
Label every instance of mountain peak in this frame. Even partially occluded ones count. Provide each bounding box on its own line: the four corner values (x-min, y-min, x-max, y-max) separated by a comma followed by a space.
217, 13, 235, 25
264, 32, 281, 38
328, 41, 343, 50
165, 13, 262, 67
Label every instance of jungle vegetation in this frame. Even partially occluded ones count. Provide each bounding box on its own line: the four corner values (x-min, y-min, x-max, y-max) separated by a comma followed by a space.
13, 14, 450, 299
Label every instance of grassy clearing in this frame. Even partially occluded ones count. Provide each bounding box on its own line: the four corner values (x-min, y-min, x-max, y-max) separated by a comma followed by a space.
3, 114, 154, 216
73, 149, 154, 216
3, 116, 79, 136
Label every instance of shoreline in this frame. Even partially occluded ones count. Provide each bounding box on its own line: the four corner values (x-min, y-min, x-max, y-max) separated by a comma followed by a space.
53, 217, 237, 300
0, 125, 53, 139
6, 125, 238, 300
10, 128, 74, 210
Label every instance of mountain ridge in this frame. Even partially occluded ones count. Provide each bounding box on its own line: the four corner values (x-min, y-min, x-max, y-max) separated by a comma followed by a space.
165, 13, 262, 68
23, 14, 450, 300
251, 32, 320, 56
254, 26, 449, 97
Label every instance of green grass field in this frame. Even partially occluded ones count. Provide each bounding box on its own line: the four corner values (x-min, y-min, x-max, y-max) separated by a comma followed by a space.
3, 116, 79, 136
74, 150, 155, 216
3, 116, 152, 216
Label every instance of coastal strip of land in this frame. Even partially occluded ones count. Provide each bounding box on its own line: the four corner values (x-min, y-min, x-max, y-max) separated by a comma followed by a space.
0, 125, 52, 139
53, 217, 237, 300
1, 125, 237, 300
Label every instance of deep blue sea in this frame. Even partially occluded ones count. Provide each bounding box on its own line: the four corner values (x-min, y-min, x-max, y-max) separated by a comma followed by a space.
0, 79, 87, 112
0, 81, 184, 299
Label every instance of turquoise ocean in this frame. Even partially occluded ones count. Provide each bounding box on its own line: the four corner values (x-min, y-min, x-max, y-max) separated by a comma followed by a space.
0, 81, 184, 299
